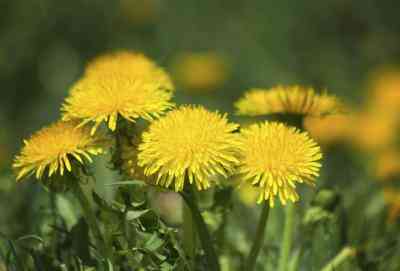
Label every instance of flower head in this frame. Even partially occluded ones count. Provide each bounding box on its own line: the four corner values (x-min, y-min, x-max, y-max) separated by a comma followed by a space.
350, 111, 398, 152
138, 106, 241, 191
172, 52, 229, 92
238, 121, 322, 207
374, 150, 400, 181
62, 74, 174, 135
304, 114, 353, 145
13, 121, 108, 181
85, 50, 174, 92
235, 86, 342, 117
366, 68, 400, 114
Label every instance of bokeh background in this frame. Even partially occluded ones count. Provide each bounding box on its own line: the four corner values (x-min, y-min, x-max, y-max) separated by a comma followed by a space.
1, 0, 400, 270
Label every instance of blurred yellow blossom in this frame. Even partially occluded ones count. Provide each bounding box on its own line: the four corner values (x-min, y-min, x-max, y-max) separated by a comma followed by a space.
119, 0, 160, 26
236, 180, 259, 207
350, 112, 398, 152
366, 68, 400, 114
374, 150, 400, 181
172, 52, 229, 92
304, 114, 353, 145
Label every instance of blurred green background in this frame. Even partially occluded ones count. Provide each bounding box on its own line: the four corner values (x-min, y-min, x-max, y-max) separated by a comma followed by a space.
1, 1, 400, 270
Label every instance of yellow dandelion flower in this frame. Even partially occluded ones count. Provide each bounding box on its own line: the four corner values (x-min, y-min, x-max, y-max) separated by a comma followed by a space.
238, 122, 322, 207
374, 150, 400, 181
62, 74, 174, 135
235, 85, 342, 117
304, 113, 353, 145
366, 68, 400, 114
138, 106, 241, 192
85, 50, 174, 92
120, 0, 160, 26
171, 52, 229, 92
13, 121, 108, 181
350, 111, 398, 152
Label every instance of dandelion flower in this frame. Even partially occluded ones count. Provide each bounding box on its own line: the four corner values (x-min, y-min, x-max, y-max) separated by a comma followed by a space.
235, 85, 342, 117
85, 50, 174, 92
138, 106, 241, 192
304, 114, 353, 145
350, 112, 398, 152
238, 122, 322, 207
374, 150, 400, 181
366, 68, 400, 114
62, 74, 174, 134
172, 52, 229, 92
13, 121, 108, 181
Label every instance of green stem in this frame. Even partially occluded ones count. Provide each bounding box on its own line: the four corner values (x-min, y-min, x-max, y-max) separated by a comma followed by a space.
278, 203, 295, 271
320, 247, 356, 271
180, 188, 220, 271
245, 202, 271, 271
72, 181, 110, 261
183, 199, 197, 269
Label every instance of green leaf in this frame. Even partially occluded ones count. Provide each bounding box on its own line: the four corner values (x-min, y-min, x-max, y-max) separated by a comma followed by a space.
144, 233, 164, 252
56, 195, 79, 230
16, 234, 44, 244
126, 209, 150, 221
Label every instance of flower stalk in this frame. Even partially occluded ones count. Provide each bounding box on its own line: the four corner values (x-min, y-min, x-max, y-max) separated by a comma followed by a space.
245, 201, 271, 271
71, 180, 110, 261
278, 202, 295, 271
180, 186, 220, 271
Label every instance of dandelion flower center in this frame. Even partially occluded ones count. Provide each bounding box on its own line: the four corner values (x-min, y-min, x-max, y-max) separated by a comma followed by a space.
13, 121, 108, 181
239, 121, 322, 207
138, 106, 241, 191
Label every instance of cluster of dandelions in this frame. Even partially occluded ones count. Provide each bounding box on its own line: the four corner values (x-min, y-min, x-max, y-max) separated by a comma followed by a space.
11, 51, 344, 207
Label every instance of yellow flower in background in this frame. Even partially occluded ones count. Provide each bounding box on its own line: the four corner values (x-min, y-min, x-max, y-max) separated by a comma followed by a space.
171, 52, 229, 92
120, 132, 148, 181
238, 122, 322, 207
236, 180, 259, 207
374, 150, 400, 181
119, 0, 160, 26
85, 50, 174, 92
304, 114, 353, 145
13, 121, 108, 181
350, 112, 398, 152
383, 188, 400, 223
366, 68, 400, 114
62, 74, 174, 135
235, 86, 343, 117
138, 106, 241, 192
